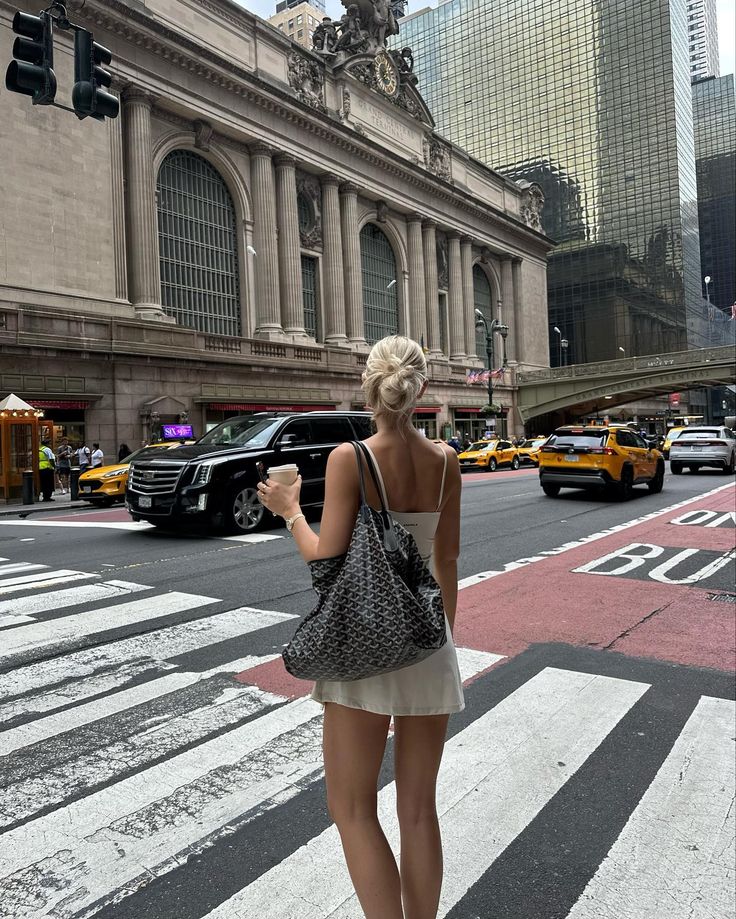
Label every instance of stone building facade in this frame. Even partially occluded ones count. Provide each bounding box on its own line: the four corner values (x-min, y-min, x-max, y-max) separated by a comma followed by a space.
0, 0, 551, 453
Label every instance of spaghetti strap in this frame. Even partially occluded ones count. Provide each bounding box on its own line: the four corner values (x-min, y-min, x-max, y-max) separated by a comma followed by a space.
361, 443, 390, 509
436, 447, 448, 512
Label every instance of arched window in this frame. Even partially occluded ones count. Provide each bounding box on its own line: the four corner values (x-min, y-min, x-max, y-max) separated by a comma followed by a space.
473, 265, 493, 362
360, 223, 399, 344
156, 150, 241, 337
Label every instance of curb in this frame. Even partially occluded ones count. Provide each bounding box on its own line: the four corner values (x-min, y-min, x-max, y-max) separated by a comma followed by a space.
0, 501, 97, 519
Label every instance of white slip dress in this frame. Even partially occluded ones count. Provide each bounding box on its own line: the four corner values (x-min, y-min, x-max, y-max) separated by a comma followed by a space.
311, 444, 465, 717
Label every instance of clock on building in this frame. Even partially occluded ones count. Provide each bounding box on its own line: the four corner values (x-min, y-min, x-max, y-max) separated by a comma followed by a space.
374, 51, 399, 98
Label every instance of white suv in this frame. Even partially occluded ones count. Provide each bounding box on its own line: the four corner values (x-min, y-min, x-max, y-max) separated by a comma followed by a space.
670, 426, 736, 475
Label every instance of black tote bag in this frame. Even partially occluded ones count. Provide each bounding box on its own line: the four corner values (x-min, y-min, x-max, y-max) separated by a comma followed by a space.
282, 441, 447, 682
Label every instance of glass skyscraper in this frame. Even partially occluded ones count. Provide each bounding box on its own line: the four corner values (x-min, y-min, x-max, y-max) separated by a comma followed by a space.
398, 0, 725, 367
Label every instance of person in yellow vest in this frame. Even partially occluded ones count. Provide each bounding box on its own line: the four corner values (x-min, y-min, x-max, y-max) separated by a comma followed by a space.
38, 440, 56, 502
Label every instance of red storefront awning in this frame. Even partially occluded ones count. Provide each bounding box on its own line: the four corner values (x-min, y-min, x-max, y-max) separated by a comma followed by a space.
29, 400, 91, 410
413, 406, 441, 414
207, 403, 336, 412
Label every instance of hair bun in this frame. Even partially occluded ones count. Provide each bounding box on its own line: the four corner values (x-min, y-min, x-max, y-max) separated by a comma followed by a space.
362, 336, 427, 420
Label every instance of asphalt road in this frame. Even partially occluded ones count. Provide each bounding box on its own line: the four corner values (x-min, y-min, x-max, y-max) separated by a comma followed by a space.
0, 467, 734, 919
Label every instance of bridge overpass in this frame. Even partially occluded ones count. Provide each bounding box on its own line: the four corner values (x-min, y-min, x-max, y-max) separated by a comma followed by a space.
516, 345, 736, 424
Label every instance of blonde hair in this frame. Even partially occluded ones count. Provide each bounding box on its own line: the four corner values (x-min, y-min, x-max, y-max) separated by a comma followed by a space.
362, 335, 427, 423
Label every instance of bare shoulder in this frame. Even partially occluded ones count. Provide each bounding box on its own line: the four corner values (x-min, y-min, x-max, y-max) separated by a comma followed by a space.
326, 442, 360, 474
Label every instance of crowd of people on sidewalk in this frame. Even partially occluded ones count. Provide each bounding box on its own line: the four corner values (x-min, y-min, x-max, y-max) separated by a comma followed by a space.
37, 438, 107, 502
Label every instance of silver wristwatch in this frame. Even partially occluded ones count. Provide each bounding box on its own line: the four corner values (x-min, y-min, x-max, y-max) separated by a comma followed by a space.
285, 512, 305, 533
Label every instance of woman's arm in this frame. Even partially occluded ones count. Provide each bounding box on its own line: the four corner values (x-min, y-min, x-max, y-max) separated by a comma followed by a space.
432, 448, 461, 631
257, 443, 360, 564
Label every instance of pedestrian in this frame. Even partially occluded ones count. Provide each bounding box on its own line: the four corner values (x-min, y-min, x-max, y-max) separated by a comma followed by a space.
91, 443, 104, 468
446, 434, 461, 453
118, 443, 131, 463
258, 335, 462, 919
77, 441, 91, 473
38, 439, 56, 502
55, 436, 73, 494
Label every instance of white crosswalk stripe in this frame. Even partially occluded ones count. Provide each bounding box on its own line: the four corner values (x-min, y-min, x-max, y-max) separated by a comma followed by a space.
0, 560, 732, 919
0, 569, 96, 595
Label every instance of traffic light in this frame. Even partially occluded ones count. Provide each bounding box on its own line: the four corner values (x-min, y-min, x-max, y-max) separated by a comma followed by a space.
5, 10, 56, 104
71, 28, 119, 121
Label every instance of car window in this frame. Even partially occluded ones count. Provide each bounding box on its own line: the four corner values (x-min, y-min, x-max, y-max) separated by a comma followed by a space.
631, 433, 649, 449
678, 429, 721, 439
199, 417, 280, 447
311, 417, 354, 445
615, 430, 637, 448
498, 441, 512, 450
349, 415, 374, 440
548, 433, 607, 448
278, 419, 312, 446
667, 429, 683, 441
469, 441, 492, 451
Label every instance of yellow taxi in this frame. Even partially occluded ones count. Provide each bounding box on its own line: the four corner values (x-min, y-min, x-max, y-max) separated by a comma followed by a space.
78, 442, 193, 506
539, 424, 665, 500
516, 436, 548, 467
458, 438, 520, 472
662, 426, 686, 459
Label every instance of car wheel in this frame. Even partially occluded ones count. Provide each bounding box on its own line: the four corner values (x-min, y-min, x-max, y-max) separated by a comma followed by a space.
542, 483, 560, 497
686, 465, 697, 473
724, 453, 735, 475
488, 457, 497, 472
511, 456, 520, 470
615, 466, 634, 501
670, 462, 683, 475
225, 485, 265, 534
647, 462, 665, 494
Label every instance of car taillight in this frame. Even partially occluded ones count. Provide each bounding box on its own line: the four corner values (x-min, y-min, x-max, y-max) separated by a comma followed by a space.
589, 447, 616, 455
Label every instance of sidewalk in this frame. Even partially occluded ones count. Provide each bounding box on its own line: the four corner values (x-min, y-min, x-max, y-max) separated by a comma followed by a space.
0, 489, 90, 518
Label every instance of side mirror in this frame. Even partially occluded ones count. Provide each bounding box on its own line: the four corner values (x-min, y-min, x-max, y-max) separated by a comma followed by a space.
279, 434, 296, 447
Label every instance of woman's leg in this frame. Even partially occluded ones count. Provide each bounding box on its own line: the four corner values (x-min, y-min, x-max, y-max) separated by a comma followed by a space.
394, 714, 450, 919
322, 702, 403, 919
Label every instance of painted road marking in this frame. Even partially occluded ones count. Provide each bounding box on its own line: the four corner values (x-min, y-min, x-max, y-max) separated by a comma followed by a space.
0, 614, 34, 629
0, 579, 151, 619
670, 509, 736, 528
0, 562, 46, 576
0, 591, 220, 666
0, 606, 295, 722
566, 696, 736, 919
458, 482, 735, 589
0, 653, 281, 756
572, 543, 735, 587
455, 647, 505, 681
0, 569, 97, 595
0, 518, 285, 540
205, 668, 649, 919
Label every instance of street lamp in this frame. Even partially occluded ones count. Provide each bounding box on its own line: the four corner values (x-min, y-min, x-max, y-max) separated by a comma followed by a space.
618, 346, 625, 355
560, 338, 569, 366
475, 308, 509, 431
552, 325, 562, 366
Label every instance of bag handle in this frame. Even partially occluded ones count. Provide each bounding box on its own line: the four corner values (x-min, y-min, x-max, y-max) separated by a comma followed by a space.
352, 441, 398, 549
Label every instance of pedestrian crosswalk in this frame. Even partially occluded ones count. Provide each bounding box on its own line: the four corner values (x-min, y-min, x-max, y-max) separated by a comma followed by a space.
0, 557, 733, 918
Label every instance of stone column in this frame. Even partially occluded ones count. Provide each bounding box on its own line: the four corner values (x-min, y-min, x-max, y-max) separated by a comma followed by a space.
406, 214, 427, 345
448, 232, 465, 361
109, 86, 127, 302
321, 174, 348, 345
422, 219, 442, 356
122, 87, 169, 322
500, 255, 514, 356
250, 144, 283, 338
512, 257, 524, 363
340, 182, 366, 347
274, 154, 308, 340
461, 236, 476, 359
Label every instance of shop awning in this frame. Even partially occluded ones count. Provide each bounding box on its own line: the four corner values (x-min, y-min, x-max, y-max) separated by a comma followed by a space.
206, 402, 337, 412
413, 406, 441, 414
28, 399, 92, 410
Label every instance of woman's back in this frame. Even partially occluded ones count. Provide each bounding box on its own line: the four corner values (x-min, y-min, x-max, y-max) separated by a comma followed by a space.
360, 434, 451, 516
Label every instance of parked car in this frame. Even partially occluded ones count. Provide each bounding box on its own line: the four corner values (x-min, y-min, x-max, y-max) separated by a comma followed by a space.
662, 426, 686, 459
125, 411, 373, 533
78, 442, 194, 506
669, 426, 736, 475
516, 436, 548, 467
457, 439, 520, 472
538, 424, 665, 499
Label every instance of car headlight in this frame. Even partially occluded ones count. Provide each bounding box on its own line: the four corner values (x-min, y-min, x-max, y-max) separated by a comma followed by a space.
102, 468, 126, 479
192, 464, 213, 486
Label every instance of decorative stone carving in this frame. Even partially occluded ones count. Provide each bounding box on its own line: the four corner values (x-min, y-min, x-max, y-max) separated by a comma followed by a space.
436, 233, 449, 290
193, 119, 213, 151
375, 200, 388, 223
423, 136, 451, 181
287, 50, 326, 112
339, 87, 351, 121
296, 171, 323, 250
517, 180, 545, 233
312, 17, 339, 53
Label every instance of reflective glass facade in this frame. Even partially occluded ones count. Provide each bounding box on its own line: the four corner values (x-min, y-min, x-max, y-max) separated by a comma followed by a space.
692, 75, 736, 318
398, 0, 729, 366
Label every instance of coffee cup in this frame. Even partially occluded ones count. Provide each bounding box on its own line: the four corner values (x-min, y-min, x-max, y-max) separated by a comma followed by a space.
267, 463, 299, 485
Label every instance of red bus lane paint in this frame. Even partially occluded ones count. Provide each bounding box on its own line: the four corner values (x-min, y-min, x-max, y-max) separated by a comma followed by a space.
454, 484, 736, 673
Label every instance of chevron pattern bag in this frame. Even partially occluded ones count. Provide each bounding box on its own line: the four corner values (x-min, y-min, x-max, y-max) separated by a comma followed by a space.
282, 441, 447, 681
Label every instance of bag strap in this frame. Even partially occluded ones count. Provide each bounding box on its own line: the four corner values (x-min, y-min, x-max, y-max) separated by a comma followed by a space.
353, 442, 398, 546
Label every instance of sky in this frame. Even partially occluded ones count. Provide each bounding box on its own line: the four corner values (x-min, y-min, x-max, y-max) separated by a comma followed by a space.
238, 0, 735, 76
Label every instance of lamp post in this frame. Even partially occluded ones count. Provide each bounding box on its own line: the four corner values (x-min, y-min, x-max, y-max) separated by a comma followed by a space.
560, 337, 569, 366
475, 308, 509, 434
704, 275, 712, 317
553, 325, 562, 366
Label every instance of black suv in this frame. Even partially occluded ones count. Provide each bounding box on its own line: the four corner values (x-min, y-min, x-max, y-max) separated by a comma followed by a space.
125, 411, 373, 533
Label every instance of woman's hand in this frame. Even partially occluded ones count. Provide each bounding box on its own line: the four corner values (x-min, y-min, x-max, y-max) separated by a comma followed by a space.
256, 476, 302, 519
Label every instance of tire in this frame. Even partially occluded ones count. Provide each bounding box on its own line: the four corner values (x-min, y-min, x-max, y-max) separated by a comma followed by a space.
687, 465, 697, 473
511, 456, 520, 470
724, 453, 735, 475
223, 484, 266, 534
488, 457, 497, 472
647, 462, 665, 494
615, 466, 634, 501
671, 462, 683, 475
542, 482, 560, 497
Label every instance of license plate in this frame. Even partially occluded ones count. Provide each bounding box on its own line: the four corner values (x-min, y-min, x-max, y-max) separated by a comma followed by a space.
138, 496, 152, 508
564, 455, 580, 462
81, 486, 92, 493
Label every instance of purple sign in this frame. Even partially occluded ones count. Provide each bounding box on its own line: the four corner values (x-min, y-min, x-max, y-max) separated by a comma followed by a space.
162, 424, 194, 440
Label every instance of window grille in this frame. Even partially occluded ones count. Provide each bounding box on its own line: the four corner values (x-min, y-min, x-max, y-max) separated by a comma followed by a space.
473, 265, 493, 362
360, 223, 399, 344
157, 150, 241, 337
301, 255, 319, 339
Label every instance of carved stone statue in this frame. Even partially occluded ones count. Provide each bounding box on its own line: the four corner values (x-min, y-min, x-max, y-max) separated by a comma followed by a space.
517, 181, 545, 233
287, 50, 325, 111
333, 5, 369, 54
368, 0, 398, 47
312, 17, 339, 53
393, 46, 414, 74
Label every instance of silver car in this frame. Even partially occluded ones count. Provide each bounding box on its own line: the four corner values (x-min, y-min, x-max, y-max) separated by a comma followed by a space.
670, 426, 736, 475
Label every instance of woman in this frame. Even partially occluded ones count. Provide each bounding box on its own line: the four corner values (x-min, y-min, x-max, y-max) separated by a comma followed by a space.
258, 335, 462, 919
118, 443, 131, 463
